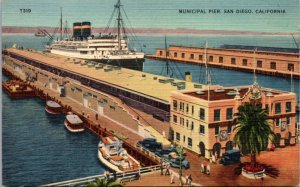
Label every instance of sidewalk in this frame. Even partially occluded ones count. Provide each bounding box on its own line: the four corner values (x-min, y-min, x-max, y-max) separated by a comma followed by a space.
127, 145, 300, 186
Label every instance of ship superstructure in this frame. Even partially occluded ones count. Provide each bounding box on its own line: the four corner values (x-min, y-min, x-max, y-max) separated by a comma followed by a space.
48, 0, 144, 71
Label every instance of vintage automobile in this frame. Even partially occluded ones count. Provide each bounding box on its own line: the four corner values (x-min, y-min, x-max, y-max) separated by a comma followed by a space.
169, 158, 190, 169
136, 138, 162, 152
219, 149, 241, 165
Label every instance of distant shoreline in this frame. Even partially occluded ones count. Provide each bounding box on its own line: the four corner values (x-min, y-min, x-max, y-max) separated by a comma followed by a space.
3, 26, 300, 36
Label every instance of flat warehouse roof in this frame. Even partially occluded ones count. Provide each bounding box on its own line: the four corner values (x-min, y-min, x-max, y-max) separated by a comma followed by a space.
6, 48, 207, 102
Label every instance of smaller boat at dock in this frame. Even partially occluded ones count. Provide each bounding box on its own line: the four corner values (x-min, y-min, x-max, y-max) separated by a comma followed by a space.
45, 100, 63, 114
34, 31, 46, 37
98, 136, 140, 172
64, 114, 85, 132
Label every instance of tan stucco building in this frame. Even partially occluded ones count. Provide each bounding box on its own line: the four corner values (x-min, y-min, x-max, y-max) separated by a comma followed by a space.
170, 83, 297, 159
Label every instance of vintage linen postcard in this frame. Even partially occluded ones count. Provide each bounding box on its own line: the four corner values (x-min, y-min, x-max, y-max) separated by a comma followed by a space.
2, 0, 299, 186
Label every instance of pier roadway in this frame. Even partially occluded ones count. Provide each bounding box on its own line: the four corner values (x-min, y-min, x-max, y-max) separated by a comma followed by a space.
127, 145, 300, 186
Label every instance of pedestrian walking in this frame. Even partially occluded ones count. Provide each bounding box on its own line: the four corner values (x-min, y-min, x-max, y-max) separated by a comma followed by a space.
206, 164, 211, 175
188, 174, 192, 186
185, 174, 189, 185
170, 171, 175, 184
201, 163, 205, 173
165, 163, 170, 175
160, 158, 164, 175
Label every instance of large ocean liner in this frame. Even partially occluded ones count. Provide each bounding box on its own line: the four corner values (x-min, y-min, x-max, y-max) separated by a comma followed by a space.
48, 0, 144, 71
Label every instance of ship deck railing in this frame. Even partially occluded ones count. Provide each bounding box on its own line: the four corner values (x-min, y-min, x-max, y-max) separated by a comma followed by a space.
41, 164, 161, 187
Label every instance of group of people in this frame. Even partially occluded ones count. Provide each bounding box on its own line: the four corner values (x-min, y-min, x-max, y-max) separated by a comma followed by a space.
201, 163, 211, 175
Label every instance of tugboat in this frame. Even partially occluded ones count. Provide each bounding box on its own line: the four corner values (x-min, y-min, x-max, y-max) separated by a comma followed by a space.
48, 0, 144, 71
98, 136, 140, 172
45, 100, 63, 114
64, 114, 85, 132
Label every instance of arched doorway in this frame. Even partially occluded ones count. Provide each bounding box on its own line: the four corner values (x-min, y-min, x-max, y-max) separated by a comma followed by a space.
225, 141, 234, 151
213, 143, 221, 158
275, 133, 281, 147
199, 142, 205, 157
284, 132, 291, 146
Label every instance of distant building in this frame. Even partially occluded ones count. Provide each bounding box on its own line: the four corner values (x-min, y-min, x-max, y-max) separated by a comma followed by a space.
170, 83, 297, 159
154, 45, 299, 78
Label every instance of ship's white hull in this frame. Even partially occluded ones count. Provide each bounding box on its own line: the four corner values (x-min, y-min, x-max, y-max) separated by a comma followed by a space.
64, 120, 85, 133
98, 145, 122, 172
50, 48, 144, 71
50, 49, 144, 60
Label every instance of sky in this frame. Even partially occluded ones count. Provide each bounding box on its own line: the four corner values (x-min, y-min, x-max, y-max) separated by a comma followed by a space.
2, 0, 300, 32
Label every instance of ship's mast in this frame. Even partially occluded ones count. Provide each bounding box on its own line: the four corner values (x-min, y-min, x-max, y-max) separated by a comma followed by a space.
116, 0, 122, 51
165, 35, 169, 76
60, 7, 63, 40
205, 41, 210, 101
253, 48, 257, 83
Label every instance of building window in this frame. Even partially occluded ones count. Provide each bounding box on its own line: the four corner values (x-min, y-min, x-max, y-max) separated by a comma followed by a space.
191, 105, 194, 115
173, 100, 177, 110
159, 51, 163, 56
183, 136, 186, 143
199, 55, 203, 61
180, 117, 184, 126
176, 132, 180, 141
219, 57, 223, 63
288, 64, 294, 71
286, 102, 292, 112
186, 120, 189, 128
287, 117, 291, 125
188, 138, 193, 147
226, 108, 233, 120
257, 60, 262, 68
191, 121, 194, 131
227, 125, 232, 134
199, 125, 205, 134
214, 109, 221, 121
181, 53, 185, 58
173, 115, 177, 124
179, 102, 184, 112
231, 58, 236, 64
209, 56, 213, 62
242, 59, 248, 66
190, 54, 194, 59
186, 104, 189, 113
200, 108, 205, 120
275, 118, 281, 127
215, 125, 220, 135
174, 52, 177, 58
275, 103, 281, 114
270, 62, 276, 70
265, 104, 269, 114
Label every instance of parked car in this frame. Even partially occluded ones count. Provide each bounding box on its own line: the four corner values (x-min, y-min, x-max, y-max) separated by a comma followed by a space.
155, 146, 177, 157
169, 158, 190, 169
137, 138, 162, 152
219, 149, 241, 165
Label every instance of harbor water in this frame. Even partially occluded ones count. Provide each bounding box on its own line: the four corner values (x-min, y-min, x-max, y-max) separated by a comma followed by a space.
2, 75, 109, 186
2, 34, 299, 185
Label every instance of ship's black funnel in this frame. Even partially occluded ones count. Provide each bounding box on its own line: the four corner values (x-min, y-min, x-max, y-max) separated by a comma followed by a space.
81, 22, 91, 38
73, 22, 82, 38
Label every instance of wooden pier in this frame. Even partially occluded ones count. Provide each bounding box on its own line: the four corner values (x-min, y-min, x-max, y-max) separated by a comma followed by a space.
2, 67, 159, 168
145, 55, 300, 79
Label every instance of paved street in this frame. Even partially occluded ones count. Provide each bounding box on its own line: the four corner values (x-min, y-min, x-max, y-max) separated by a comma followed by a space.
127, 145, 300, 186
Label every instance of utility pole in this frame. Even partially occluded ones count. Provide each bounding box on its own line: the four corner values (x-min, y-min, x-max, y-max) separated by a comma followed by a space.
60, 7, 63, 40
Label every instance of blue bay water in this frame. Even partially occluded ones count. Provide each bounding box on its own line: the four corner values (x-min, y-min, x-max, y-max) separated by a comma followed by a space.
2, 76, 108, 186
2, 34, 299, 185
